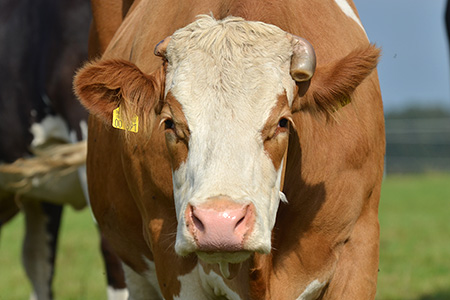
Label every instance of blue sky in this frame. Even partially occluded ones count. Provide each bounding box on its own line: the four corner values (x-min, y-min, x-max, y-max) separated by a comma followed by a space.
355, 0, 450, 112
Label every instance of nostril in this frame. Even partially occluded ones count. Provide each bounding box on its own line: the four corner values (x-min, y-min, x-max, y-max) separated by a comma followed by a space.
234, 205, 249, 230
235, 215, 245, 229
192, 209, 205, 232
234, 206, 249, 230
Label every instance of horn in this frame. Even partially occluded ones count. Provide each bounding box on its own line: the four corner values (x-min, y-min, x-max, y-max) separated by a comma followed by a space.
288, 34, 316, 82
154, 36, 172, 57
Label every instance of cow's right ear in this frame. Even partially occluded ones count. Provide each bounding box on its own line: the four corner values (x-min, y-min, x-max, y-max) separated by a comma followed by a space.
73, 59, 165, 125
292, 44, 380, 114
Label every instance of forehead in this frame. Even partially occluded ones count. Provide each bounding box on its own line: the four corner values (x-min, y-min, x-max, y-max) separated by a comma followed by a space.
164, 16, 295, 127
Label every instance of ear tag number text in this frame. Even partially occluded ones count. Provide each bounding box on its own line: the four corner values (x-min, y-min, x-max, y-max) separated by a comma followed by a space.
112, 107, 139, 133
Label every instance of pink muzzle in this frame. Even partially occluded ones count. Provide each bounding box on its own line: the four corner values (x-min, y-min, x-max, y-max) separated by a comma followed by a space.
186, 197, 255, 252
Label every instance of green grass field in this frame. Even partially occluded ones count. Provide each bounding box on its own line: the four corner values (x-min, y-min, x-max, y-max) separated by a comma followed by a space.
0, 207, 106, 300
376, 174, 450, 300
0, 174, 449, 299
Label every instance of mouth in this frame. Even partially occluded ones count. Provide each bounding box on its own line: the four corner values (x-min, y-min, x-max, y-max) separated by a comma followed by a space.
196, 250, 252, 265
196, 251, 252, 279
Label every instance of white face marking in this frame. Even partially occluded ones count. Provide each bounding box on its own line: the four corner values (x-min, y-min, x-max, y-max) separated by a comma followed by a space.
30, 115, 70, 149
334, 0, 367, 36
165, 16, 295, 259
174, 264, 242, 300
296, 280, 327, 300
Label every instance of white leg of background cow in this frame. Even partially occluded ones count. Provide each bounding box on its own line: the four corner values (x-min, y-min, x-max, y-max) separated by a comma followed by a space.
22, 200, 62, 300
123, 263, 163, 300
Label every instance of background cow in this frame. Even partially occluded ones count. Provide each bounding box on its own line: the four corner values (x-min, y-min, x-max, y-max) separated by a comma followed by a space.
75, 1, 384, 299
0, 0, 126, 299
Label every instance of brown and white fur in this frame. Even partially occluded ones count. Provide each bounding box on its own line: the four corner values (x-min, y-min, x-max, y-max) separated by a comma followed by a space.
75, 1, 384, 299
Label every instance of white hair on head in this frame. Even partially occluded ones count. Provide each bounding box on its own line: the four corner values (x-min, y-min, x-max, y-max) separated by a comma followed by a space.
167, 14, 290, 56
165, 15, 296, 257
165, 14, 295, 104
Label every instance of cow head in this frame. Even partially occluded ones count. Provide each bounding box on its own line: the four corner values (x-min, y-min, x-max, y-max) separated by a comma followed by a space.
74, 15, 379, 270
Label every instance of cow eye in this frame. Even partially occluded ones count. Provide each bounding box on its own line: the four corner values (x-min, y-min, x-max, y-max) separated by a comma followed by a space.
164, 119, 175, 130
278, 118, 289, 128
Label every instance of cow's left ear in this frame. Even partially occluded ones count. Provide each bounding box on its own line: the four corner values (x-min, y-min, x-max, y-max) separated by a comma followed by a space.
292, 44, 380, 113
74, 59, 165, 126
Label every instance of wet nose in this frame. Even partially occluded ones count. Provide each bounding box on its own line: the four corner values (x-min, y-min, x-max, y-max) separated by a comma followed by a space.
186, 197, 255, 252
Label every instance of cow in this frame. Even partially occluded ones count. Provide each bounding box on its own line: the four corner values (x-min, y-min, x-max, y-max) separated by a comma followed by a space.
74, 0, 385, 299
0, 0, 127, 299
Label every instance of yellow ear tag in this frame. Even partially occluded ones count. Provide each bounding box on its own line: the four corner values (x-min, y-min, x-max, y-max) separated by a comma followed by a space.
112, 107, 139, 133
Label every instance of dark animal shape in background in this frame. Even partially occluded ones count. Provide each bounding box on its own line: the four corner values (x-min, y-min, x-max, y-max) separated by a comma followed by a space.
0, 0, 127, 299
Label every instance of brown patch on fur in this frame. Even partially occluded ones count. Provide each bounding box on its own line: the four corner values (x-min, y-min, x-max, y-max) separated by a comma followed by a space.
73, 59, 166, 137
262, 94, 292, 170
293, 44, 381, 114
88, 0, 135, 58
